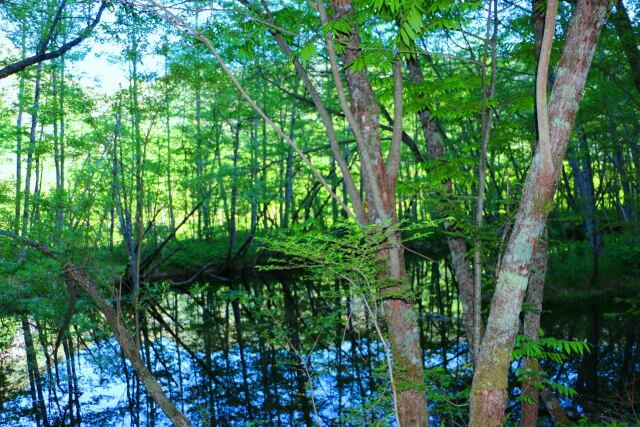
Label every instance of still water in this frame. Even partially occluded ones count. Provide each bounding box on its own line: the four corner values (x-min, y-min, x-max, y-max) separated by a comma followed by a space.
0, 265, 638, 426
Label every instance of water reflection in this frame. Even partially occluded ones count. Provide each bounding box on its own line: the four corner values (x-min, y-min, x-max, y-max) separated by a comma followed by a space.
1, 264, 638, 426
540, 300, 640, 422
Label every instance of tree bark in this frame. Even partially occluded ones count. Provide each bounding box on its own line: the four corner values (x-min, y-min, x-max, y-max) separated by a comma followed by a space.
150, 0, 427, 423
227, 113, 240, 260
519, 232, 547, 427
324, 1, 428, 424
21, 62, 43, 238
469, 1, 609, 425
520, 2, 555, 423
22, 316, 49, 427
67, 265, 194, 426
568, 132, 602, 286
14, 70, 24, 232
406, 56, 476, 359
0, 1, 107, 80
1, 232, 193, 427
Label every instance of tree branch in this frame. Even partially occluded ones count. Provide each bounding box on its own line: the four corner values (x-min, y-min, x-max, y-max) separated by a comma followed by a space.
536, 0, 558, 171
386, 55, 403, 179
138, 0, 356, 221
0, 0, 108, 80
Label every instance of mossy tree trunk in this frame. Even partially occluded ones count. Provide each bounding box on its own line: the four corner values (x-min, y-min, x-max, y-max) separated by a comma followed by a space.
519, 232, 547, 427
469, 0, 609, 425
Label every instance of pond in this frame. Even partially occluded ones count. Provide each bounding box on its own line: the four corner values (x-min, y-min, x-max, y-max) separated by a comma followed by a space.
0, 262, 638, 426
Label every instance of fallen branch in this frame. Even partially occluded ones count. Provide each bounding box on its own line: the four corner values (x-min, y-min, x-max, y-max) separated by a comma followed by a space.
0, 230, 193, 427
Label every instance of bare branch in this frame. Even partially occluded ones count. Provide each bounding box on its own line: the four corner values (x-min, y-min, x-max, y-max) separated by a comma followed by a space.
386, 55, 403, 179
536, 0, 558, 171
0, 229, 193, 426
245, 0, 366, 223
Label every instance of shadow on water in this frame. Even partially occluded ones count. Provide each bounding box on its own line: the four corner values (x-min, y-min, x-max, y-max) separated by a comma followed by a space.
0, 260, 638, 426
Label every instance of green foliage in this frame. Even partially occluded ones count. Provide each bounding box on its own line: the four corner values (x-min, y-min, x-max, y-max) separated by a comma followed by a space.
576, 421, 636, 427
513, 331, 590, 363
513, 330, 589, 400
425, 365, 471, 424
0, 0, 637, 423
260, 222, 386, 294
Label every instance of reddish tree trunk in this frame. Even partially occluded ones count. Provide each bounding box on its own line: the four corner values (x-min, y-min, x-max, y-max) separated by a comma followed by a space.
328, 0, 429, 424
406, 57, 477, 358
519, 233, 547, 427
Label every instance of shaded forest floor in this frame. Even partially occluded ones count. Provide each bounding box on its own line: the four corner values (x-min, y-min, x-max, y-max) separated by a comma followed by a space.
97, 227, 640, 305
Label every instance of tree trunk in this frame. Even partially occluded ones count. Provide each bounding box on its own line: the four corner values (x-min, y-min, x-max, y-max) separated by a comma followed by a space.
406, 56, 477, 358
227, 113, 240, 260
21, 62, 43, 238
568, 132, 602, 286
469, 1, 609, 425
520, 2, 557, 421
608, 107, 635, 222
283, 107, 296, 229
14, 71, 24, 233
165, 57, 175, 232
22, 316, 49, 427
0, 230, 193, 427
65, 265, 193, 427
540, 385, 571, 425
519, 232, 547, 427
326, 1, 428, 424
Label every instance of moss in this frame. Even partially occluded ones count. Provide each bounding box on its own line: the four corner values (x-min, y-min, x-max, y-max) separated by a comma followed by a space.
551, 116, 571, 132
499, 271, 529, 290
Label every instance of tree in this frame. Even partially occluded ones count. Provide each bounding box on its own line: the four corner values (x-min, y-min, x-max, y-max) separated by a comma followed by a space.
469, 0, 610, 424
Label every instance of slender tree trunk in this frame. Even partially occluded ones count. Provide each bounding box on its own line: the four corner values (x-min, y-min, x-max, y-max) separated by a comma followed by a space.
473, 0, 498, 365
132, 44, 144, 347
283, 102, 297, 229
59, 56, 65, 220
281, 281, 313, 427
22, 316, 49, 427
67, 334, 81, 421
608, 107, 635, 221
203, 286, 216, 425
261, 114, 269, 230
406, 57, 476, 359
519, 231, 547, 427
15, 72, 24, 233
227, 113, 240, 260
65, 263, 193, 426
520, 3, 554, 422
165, 59, 175, 232
21, 62, 43, 239
61, 335, 75, 423
0, 230, 193, 427
52, 57, 65, 231
540, 384, 571, 425
250, 114, 259, 234
568, 132, 602, 286
231, 295, 253, 418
